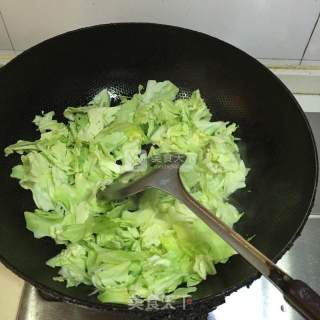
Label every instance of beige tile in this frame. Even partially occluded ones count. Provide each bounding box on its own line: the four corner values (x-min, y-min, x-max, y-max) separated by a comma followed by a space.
271, 68, 320, 94
0, 264, 24, 320
1, 0, 320, 59
0, 49, 16, 65
295, 94, 320, 112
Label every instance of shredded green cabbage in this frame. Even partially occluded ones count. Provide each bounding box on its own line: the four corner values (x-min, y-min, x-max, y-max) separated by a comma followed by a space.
5, 80, 248, 304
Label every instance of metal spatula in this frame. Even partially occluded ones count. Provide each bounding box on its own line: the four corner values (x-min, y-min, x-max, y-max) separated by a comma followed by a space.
97, 153, 320, 320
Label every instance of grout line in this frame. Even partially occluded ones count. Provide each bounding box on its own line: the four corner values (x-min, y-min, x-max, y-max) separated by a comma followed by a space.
0, 10, 15, 51
300, 11, 320, 64
295, 93, 320, 96
258, 58, 300, 61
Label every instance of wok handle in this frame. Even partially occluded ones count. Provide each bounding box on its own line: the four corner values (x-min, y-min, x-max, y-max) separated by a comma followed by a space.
164, 169, 320, 320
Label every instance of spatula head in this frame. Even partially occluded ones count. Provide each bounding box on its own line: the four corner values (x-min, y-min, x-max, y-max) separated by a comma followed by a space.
97, 153, 186, 201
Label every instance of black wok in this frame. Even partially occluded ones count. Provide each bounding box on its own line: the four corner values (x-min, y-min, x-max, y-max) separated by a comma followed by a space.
0, 23, 317, 317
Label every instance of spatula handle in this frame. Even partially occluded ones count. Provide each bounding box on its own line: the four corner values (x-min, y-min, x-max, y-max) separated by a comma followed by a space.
283, 279, 320, 320
165, 169, 320, 320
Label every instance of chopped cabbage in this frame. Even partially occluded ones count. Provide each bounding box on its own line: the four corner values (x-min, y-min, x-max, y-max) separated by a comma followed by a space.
5, 80, 248, 304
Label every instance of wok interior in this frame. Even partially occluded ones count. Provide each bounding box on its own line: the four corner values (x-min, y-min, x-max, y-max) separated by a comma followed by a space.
0, 24, 317, 310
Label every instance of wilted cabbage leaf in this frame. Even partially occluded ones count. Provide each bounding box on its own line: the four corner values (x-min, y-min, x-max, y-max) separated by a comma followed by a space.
5, 80, 248, 304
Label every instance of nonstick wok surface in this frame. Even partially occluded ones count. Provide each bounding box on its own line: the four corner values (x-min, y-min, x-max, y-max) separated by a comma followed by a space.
0, 23, 317, 315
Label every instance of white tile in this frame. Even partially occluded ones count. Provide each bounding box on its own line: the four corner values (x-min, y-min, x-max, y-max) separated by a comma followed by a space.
0, 11, 12, 50
295, 94, 320, 112
304, 17, 320, 61
1, 0, 320, 59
